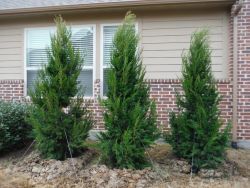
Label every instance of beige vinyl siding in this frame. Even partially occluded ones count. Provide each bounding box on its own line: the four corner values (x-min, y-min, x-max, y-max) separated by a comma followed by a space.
141, 11, 229, 79
0, 26, 23, 79
0, 8, 230, 81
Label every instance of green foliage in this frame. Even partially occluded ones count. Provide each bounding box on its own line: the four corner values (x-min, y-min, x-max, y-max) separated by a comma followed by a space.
168, 30, 230, 171
0, 100, 31, 153
28, 16, 93, 160
98, 12, 159, 169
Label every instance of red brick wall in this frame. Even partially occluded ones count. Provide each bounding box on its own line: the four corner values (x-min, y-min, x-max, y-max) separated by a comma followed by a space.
0, 80, 24, 101
0, 79, 233, 132
148, 79, 233, 132
236, 0, 250, 140
85, 79, 233, 131
87, 80, 104, 130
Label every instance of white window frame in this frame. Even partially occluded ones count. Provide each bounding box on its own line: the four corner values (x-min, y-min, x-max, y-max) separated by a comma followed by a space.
100, 23, 138, 97
24, 24, 96, 98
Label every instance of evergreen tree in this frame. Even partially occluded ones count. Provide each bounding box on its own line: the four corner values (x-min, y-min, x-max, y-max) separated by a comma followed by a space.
98, 12, 159, 169
168, 30, 230, 171
28, 16, 93, 160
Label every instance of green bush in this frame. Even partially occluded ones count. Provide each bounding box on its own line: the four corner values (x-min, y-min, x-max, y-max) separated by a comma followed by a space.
98, 12, 159, 169
28, 16, 93, 160
0, 100, 31, 153
167, 30, 230, 171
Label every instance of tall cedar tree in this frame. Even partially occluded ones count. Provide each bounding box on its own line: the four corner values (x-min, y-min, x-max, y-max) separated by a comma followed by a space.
28, 16, 93, 160
168, 30, 230, 171
99, 12, 159, 169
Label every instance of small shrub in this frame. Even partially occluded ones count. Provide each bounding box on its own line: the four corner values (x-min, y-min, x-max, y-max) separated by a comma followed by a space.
98, 12, 159, 169
0, 100, 31, 153
28, 16, 93, 160
167, 30, 230, 171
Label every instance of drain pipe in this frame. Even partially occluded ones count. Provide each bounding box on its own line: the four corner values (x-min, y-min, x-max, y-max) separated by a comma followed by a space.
231, 0, 243, 149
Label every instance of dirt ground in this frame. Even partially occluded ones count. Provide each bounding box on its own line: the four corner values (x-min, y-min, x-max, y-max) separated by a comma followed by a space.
0, 144, 249, 188
148, 144, 250, 188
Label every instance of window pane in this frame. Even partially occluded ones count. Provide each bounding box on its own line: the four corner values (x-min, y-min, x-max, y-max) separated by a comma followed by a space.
71, 27, 94, 67
78, 70, 93, 96
26, 26, 94, 96
103, 26, 118, 66
103, 68, 110, 96
103, 25, 118, 96
27, 70, 38, 93
27, 70, 93, 96
27, 29, 55, 67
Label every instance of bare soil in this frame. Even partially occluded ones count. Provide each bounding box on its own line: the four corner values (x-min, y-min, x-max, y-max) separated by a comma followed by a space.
0, 143, 249, 188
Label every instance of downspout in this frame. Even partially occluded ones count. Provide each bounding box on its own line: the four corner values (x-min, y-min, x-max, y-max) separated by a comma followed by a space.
231, 0, 243, 148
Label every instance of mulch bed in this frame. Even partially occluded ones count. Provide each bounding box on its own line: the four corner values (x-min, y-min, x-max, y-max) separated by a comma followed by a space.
0, 143, 249, 188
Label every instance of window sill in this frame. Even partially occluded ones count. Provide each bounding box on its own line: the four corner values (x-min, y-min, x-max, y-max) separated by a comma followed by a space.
23, 95, 95, 101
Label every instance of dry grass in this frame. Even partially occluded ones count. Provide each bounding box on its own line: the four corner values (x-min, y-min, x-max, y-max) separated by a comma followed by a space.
147, 144, 250, 188
0, 170, 33, 188
153, 179, 249, 188
227, 149, 250, 177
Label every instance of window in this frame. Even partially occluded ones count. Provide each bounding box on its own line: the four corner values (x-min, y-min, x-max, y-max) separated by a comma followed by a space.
102, 25, 119, 96
25, 25, 95, 97
26, 28, 55, 94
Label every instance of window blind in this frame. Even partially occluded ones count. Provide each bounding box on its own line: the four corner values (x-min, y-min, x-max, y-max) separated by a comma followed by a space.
27, 28, 55, 67
103, 26, 118, 66
103, 25, 118, 95
71, 27, 94, 96
71, 27, 93, 67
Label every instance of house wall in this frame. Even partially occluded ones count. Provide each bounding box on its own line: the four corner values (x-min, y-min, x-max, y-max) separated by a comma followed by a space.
0, 8, 230, 80
235, 0, 250, 144
140, 10, 230, 79
0, 6, 237, 139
